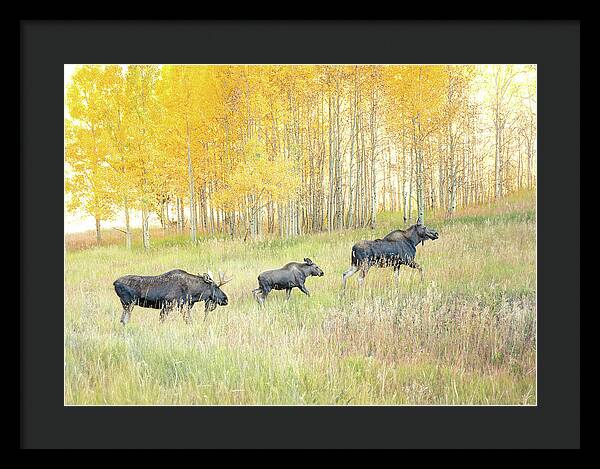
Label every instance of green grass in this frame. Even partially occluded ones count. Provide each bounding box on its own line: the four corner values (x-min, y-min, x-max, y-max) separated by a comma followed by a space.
65, 190, 536, 405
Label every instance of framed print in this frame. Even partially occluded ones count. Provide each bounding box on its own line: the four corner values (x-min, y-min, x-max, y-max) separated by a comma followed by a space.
21, 19, 580, 449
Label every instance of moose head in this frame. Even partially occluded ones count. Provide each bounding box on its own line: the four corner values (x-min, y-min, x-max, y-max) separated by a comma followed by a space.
202, 271, 233, 313
303, 258, 324, 277
413, 219, 439, 245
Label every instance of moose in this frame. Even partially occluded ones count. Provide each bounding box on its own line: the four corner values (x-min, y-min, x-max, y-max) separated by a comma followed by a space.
342, 220, 439, 289
252, 258, 324, 305
113, 269, 232, 325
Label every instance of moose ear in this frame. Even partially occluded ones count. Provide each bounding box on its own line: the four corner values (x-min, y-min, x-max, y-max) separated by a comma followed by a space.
203, 273, 213, 283
304, 258, 313, 265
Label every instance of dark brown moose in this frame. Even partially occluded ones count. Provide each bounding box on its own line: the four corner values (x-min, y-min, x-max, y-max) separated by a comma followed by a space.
252, 258, 324, 305
113, 269, 232, 325
342, 221, 439, 288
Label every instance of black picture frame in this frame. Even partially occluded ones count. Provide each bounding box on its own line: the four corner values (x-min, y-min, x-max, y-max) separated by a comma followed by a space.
21, 20, 580, 449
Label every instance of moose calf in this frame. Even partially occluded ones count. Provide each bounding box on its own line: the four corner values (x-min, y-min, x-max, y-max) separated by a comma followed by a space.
252, 258, 324, 305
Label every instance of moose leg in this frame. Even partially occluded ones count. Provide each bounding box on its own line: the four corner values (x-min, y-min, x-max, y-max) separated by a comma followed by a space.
120, 303, 133, 326
253, 288, 266, 306
393, 267, 401, 285
259, 291, 268, 305
298, 284, 311, 297
203, 301, 218, 322
182, 305, 193, 324
159, 305, 172, 323
342, 265, 359, 289
285, 289, 292, 301
357, 264, 370, 287
253, 288, 267, 306
408, 261, 424, 281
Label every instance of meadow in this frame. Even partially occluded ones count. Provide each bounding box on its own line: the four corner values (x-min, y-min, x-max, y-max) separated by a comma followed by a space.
64, 190, 536, 405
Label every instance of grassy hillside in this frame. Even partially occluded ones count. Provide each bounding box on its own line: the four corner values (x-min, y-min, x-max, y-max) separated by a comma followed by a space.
64, 190, 536, 405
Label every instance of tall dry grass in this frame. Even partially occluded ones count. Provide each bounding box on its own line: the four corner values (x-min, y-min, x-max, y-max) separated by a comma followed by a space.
65, 191, 536, 405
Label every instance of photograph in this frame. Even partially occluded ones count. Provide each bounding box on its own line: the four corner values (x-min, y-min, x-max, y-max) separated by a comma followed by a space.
63, 63, 537, 406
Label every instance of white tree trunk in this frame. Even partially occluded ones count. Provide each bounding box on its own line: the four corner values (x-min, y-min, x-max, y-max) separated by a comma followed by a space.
186, 121, 197, 243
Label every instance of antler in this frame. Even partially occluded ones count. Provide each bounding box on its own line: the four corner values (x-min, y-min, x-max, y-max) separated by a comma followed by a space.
217, 271, 233, 287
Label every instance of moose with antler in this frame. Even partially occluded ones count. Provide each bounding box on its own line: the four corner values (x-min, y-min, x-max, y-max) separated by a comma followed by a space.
113, 269, 232, 325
